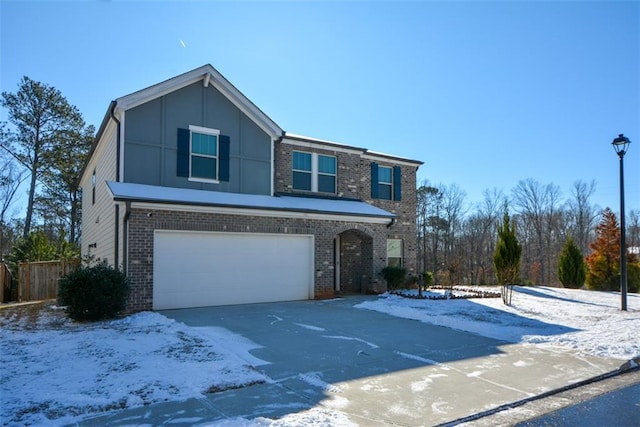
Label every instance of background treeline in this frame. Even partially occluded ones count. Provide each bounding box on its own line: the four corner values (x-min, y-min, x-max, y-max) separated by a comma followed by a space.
417, 179, 640, 287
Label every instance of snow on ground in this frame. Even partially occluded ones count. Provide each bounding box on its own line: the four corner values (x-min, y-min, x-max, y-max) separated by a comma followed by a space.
356, 286, 640, 361
0, 304, 267, 426
1, 286, 639, 426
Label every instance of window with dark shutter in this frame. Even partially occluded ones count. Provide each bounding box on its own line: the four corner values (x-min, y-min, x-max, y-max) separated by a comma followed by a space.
218, 135, 230, 182
370, 162, 379, 199
177, 128, 190, 177
178, 126, 229, 182
393, 166, 402, 201
378, 166, 393, 200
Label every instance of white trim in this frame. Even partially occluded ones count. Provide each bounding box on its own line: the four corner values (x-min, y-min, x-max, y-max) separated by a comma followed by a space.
118, 110, 125, 182
188, 177, 220, 184
361, 153, 421, 167
311, 153, 318, 192
282, 137, 364, 155
189, 124, 220, 136
270, 138, 275, 195
129, 201, 394, 225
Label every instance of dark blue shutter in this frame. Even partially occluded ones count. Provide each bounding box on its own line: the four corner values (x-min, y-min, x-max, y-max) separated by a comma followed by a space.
219, 135, 230, 181
393, 166, 402, 201
177, 128, 189, 177
370, 162, 379, 199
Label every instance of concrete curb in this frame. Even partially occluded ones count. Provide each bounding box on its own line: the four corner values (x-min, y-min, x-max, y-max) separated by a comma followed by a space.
437, 357, 640, 427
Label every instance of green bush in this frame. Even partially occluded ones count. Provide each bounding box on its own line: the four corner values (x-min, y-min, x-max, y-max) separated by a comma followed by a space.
422, 271, 433, 288
558, 238, 586, 289
58, 261, 129, 321
381, 266, 407, 290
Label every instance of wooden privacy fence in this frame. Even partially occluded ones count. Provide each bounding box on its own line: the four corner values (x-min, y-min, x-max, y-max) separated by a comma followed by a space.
1, 262, 12, 303
17, 259, 80, 302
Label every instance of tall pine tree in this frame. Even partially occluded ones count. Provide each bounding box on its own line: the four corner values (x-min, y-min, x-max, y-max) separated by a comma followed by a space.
0, 77, 85, 238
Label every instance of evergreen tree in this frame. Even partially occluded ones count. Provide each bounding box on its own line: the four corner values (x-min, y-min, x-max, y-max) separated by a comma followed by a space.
39, 124, 94, 244
0, 77, 85, 238
493, 205, 522, 286
586, 208, 640, 292
586, 208, 620, 291
558, 237, 586, 288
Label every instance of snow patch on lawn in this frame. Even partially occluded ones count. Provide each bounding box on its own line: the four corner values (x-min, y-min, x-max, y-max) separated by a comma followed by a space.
1, 308, 267, 426
356, 286, 640, 360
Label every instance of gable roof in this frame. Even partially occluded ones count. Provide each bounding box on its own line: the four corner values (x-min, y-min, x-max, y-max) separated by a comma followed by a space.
79, 65, 284, 186
115, 64, 283, 138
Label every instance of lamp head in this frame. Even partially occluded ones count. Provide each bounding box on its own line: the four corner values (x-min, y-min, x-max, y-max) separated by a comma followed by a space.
612, 134, 631, 156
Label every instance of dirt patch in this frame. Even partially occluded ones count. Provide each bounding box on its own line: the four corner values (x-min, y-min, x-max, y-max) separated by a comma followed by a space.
0, 300, 69, 330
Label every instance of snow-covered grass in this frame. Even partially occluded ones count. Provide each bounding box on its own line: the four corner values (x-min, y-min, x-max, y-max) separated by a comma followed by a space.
357, 286, 640, 361
0, 303, 268, 426
1, 286, 638, 426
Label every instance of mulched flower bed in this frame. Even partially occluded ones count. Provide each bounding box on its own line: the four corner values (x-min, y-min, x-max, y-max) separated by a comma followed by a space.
392, 285, 501, 300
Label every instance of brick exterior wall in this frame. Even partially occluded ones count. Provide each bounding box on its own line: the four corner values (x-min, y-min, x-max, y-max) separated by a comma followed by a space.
275, 140, 419, 276
125, 208, 389, 312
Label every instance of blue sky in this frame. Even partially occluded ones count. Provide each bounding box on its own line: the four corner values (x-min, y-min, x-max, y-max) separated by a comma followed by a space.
1, 0, 638, 214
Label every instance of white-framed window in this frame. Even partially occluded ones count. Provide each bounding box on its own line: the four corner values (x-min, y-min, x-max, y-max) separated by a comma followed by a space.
387, 238, 403, 267
378, 166, 393, 200
292, 151, 312, 191
189, 125, 220, 182
292, 151, 337, 193
317, 154, 336, 193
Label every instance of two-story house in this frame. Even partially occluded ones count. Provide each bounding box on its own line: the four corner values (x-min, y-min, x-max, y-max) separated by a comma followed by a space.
80, 64, 422, 312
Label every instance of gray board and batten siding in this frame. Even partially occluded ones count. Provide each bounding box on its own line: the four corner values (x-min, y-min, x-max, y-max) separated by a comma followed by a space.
123, 81, 272, 195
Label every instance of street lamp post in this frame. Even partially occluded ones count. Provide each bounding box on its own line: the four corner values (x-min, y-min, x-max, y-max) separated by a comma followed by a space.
612, 133, 631, 311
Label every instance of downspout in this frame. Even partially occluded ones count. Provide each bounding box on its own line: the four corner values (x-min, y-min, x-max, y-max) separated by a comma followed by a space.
123, 201, 131, 274
111, 104, 122, 267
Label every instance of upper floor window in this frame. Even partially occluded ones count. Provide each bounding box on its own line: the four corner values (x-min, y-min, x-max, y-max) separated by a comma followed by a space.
377, 166, 393, 200
371, 163, 402, 201
190, 128, 219, 180
317, 155, 336, 193
292, 151, 312, 191
177, 126, 230, 182
292, 151, 336, 193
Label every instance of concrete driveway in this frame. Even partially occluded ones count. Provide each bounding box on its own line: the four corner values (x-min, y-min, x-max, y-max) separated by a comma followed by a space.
143, 296, 622, 426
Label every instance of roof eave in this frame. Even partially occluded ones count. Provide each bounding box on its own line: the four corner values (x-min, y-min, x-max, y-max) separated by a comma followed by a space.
77, 100, 117, 188
112, 194, 395, 220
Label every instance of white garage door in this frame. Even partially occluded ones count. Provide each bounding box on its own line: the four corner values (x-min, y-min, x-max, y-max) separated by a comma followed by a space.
153, 230, 314, 310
